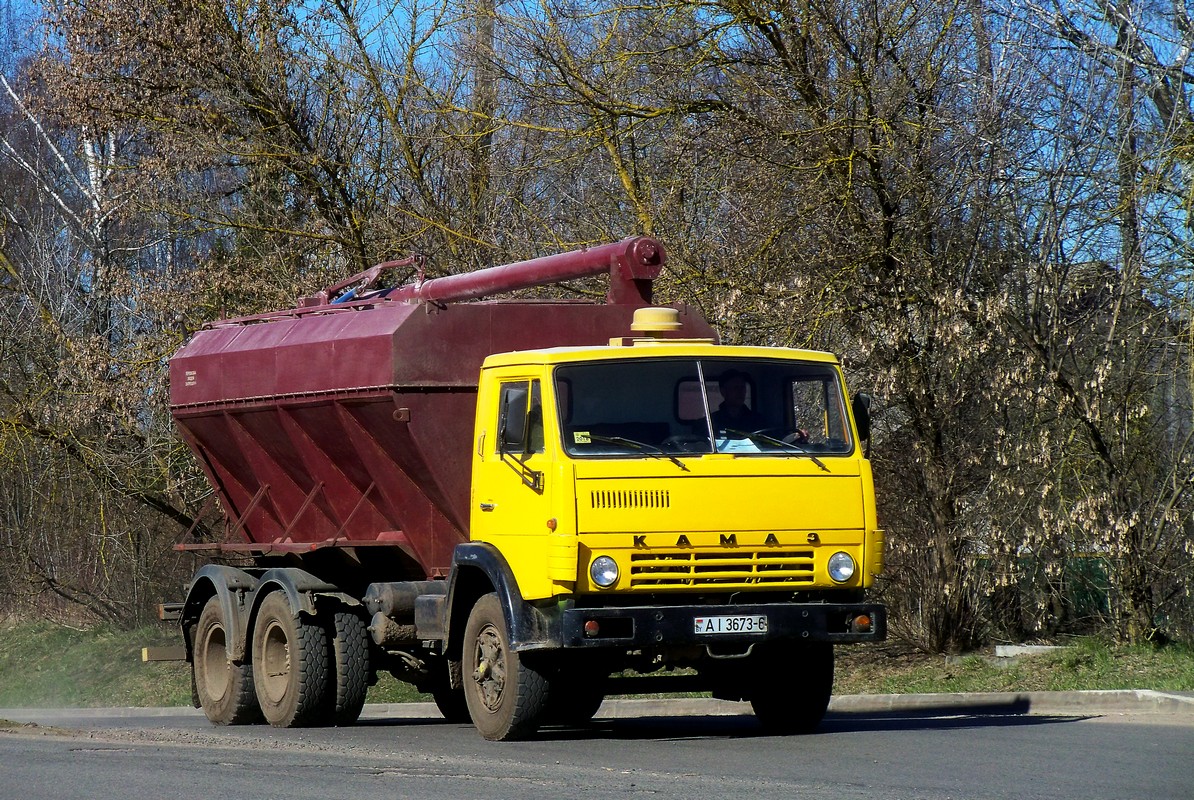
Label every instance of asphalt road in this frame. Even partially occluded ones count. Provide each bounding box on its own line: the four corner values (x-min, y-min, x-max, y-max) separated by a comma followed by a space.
1, 697, 1191, 800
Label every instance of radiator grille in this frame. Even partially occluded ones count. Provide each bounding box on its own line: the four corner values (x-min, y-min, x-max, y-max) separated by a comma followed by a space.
629, 549, 815, 588
590, 489, 671, 510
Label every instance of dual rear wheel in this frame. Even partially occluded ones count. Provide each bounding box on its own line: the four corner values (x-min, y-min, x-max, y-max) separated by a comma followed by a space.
192, 597, 260, 725
192, 593, 370, 728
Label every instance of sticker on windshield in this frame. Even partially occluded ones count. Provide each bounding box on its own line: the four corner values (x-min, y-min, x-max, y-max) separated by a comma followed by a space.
715, 437, 761, 453
573, 431, 591, 444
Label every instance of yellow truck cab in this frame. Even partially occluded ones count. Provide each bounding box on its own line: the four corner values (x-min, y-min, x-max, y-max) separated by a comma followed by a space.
457, 308, 886, 738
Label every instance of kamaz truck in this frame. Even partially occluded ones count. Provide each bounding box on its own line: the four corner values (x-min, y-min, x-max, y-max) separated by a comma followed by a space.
164, 236, 885, 740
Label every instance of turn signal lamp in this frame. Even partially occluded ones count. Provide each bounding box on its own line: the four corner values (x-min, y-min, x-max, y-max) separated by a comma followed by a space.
851, 614, 873, 634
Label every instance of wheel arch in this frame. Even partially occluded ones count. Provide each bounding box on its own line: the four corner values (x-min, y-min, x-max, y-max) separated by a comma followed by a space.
444, 542, 560, 661
243, 568, 358, 662
182, 565, 259, 663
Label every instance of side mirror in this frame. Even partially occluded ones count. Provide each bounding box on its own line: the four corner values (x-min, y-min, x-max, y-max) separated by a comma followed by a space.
851, 392, 872, 442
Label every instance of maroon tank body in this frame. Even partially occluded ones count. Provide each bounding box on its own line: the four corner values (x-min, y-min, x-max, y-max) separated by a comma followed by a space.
169, 238, 715, 580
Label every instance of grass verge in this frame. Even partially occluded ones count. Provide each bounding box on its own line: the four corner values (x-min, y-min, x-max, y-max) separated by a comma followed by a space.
835, 638, 1194, 695
1, 619, 1190, 708
0, 620, 193, 708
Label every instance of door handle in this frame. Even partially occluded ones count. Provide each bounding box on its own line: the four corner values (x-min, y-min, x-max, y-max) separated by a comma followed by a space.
479, 503, 496, 512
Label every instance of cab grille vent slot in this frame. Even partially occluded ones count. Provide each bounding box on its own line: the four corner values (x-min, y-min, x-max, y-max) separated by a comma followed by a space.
629, 549, 815, 588
591, 489, 671, 510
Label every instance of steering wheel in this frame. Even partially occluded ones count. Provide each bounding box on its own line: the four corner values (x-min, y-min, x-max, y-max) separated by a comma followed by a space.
783, 429, 810, 445
748, 427, 810, 445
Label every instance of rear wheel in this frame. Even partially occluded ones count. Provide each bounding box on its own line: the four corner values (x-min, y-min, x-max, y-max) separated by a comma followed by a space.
193, 596, 260, 725
748, 641, 834, 734
324, 608, 370, 726
251, 591, 331, 727
462, 593, 550, 741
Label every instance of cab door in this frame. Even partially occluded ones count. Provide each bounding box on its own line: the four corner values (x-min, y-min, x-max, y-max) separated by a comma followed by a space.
470, 375, 558, 599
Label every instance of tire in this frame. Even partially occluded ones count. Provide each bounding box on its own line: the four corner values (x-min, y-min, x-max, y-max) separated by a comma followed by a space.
251, 591, 331, 728
543, 684, 605, 726
462, 592, 550, 741
748, 641, 834, 734
324, 608, 370, 726
193, 596, 261, 725
542, 663, 606, 726
430, 659, 471, 723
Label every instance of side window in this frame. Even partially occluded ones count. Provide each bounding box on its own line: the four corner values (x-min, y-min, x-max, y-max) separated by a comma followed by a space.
528, 381, 544, 453
498, 380, 544, 455
791, 379, 848, 447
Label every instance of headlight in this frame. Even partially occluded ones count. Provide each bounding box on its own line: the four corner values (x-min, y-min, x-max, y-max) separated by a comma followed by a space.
827, 551, 856, 583
590, 555, 619, 588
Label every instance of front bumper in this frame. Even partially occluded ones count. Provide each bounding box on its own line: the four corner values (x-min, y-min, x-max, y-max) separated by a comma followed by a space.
559, 601, 886, 649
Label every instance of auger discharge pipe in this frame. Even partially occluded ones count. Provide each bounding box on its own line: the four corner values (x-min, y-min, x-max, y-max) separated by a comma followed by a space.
389, 236, 666, 305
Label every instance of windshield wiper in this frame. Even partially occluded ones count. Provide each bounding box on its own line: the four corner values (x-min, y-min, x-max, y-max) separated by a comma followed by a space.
589, 435, 690, 472
724, 429, 830, 472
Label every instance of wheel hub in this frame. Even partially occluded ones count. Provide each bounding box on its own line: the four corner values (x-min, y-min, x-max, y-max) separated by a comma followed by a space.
472, 623, 506, 712
199, 626, 231, 702
259, 619, 292, 705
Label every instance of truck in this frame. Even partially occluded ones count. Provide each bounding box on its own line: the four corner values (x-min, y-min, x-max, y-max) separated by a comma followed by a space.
164, 236, 886, 740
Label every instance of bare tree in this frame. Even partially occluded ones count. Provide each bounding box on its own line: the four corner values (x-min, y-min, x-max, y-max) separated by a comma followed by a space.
0, 65, 195, 623
992, 0, 1194, 644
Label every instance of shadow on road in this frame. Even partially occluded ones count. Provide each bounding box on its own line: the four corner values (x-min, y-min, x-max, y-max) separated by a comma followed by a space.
556, 710, 1088, 741
356, 706, 1090, 742
819, 709, 1091, 734
569, 712, 1085, 742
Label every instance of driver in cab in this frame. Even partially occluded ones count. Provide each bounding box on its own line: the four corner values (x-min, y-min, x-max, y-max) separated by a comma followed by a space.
711, 369, 762, 437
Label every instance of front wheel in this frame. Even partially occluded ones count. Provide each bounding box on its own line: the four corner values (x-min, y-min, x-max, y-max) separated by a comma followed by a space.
251, 591, 331, 727
748, 641, 833, 734
462, 593, 550, 741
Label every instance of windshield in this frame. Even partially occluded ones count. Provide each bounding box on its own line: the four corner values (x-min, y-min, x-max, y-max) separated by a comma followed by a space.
555, 358, 853, 457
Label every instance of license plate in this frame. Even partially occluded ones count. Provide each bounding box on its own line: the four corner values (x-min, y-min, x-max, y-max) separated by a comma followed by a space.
693, 615, 768, 635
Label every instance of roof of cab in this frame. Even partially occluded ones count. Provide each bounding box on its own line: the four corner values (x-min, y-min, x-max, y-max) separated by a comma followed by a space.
479, 341, 842, 369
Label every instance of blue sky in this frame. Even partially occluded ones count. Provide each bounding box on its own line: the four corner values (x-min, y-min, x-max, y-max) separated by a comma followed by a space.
1, 0, 40, 76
